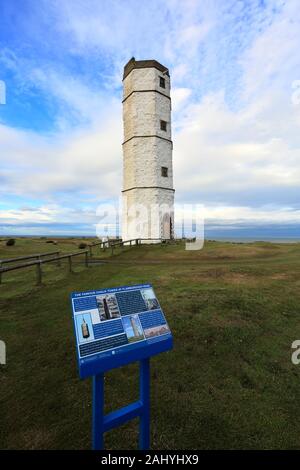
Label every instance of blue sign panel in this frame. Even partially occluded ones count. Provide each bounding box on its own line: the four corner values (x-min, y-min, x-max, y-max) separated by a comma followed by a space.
71, 284, 173, 378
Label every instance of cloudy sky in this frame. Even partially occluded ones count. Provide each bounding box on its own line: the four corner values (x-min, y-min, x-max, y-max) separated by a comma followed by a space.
0, 0, 300, 237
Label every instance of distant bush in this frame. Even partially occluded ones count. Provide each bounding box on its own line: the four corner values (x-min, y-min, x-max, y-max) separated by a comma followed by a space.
78, 243, 87, 249
6, 238, 15, 246
46, 240, 56, 244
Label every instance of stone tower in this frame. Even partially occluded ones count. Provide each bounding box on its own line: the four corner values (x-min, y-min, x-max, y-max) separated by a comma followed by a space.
130, 316, 140, 337
122, 58, 174, 242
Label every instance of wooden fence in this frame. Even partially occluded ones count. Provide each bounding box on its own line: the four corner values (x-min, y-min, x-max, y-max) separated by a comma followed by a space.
87, 237, 174, 256
0, 250, 88, 285
87, 238, 141, 256
0, 237, 176, 286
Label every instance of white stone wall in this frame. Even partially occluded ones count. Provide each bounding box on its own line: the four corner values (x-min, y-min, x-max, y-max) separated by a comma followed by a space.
123, 138, 173, 189
122, 64, 174, 241
123, 68, 170, 100
123, 92, 171, 142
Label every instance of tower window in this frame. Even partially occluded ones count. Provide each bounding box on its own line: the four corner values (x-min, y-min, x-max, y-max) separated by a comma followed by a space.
160, 120, 167, 131
159, 76, 166, 88
161, 166, 168, 177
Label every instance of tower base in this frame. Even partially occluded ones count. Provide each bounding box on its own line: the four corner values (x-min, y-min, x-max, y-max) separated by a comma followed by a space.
122, 187, 174, 242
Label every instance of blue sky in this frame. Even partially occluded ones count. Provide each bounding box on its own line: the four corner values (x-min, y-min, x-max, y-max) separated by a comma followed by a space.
0, 0, 300, 237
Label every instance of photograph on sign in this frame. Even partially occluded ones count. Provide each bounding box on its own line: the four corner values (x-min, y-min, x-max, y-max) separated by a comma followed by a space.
141, 288, 160, 310
75, 314, 94, 343
96, 294, 121, 321
122, 314, 145, 343
143, 323, 170, 339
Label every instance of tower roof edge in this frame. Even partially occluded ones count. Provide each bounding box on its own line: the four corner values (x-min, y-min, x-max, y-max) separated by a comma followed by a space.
123, 58, 170, 80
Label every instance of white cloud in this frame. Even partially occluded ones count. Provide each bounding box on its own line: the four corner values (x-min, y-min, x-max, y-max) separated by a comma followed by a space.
203, 204, 300, 224
0, 99, 123, 200
173, 88, 300, 202
240, 0, 300, 102
171, 88, 192, 112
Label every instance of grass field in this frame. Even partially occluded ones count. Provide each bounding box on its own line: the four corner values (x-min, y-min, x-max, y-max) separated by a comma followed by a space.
1, 237, 300, 449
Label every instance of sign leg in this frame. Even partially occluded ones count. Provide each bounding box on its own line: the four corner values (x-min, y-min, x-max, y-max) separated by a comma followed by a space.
139, 358, 150, 450
92, 373, 104, 450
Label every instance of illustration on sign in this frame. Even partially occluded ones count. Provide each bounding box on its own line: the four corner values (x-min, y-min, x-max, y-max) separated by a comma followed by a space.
71, 284, 172, 378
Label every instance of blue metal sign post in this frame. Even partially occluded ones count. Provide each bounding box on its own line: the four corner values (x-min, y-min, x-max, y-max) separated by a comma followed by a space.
92, 373, 104, 450
70, 284, 172, 450
139, 358, 150, 449
92, 358, 150, 450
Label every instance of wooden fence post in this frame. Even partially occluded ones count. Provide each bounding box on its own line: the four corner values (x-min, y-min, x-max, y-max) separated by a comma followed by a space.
0, 262, 2, 284
56, 252, 61, 267
36, 262, 42, 285
111, 245, 114, 256
89, 245, 93, 257
68, 256, 73, 273
85, 251, 88, 267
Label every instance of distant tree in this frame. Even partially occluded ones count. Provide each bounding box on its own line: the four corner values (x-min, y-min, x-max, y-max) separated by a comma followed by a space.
6, 238, 15, 246
78, 243, 87, 249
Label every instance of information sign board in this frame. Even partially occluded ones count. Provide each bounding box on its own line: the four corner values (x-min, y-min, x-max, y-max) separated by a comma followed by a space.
71, 283, 172, 378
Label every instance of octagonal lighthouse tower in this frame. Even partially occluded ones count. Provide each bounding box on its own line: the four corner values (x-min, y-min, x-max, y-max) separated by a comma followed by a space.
122, 58, 174, 242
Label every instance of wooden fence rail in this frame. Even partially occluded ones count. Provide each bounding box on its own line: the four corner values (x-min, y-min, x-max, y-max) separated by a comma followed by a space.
0, 250, 88, 285
0, 250, 61, 266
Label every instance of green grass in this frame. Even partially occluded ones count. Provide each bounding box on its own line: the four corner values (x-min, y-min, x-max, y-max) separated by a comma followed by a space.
1, 238, 300, 449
